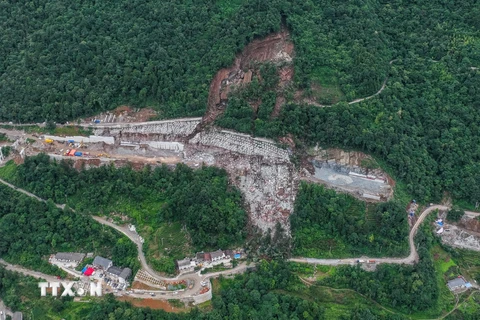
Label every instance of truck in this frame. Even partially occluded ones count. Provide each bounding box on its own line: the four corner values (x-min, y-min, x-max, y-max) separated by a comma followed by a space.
45, 138, 54, 144
357, 260, 365, 263
74, 151, 83, 157
367, 260, 376, 264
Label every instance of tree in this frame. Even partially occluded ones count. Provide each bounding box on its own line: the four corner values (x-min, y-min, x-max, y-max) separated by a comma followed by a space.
447, 208, 465, 222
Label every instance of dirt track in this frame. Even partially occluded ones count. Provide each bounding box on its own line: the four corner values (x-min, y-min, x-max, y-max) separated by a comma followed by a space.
0, 178, 249, 301
290, 205, 480, 266
305, 59, 397, 108
1, 175, 473, 270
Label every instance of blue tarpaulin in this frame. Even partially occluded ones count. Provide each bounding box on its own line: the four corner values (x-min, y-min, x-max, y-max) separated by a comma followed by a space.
234, 254, 241, 259
81, 266, 87, 274
437, 221, 444, 227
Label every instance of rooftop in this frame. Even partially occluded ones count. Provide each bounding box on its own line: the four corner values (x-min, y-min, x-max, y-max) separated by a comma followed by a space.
211, 250, 224, 259
13, 312, 23, 320
107, 266, 123, 276
447, 277, 466, 290
119, 267, 132, 280
93, 256, 112, 269
55, 252, 85, 262
177, 258, 191, 268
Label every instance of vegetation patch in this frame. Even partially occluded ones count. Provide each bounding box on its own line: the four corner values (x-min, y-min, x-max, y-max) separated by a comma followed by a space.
0, 154, 247, 274
291, 183, 409, 258
0, 184, 139, 275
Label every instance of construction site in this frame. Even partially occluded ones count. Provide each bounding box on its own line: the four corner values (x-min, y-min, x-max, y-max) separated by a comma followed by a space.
436, 210, 480, 252
0, 111, 397, 232
0, 31, 392, 232
301, 147, 395, 202
0, 112, 392, 231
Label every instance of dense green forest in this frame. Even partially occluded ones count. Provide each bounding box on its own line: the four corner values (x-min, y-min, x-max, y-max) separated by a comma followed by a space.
320, 227, 438, 313
0, 184, 139, 275
0, 154, 246, 274
0, 0, 288, 122
215, 0, 480, 205
0, 0, 389, 123
291, 183, 409, 258
2, 0, 480, 202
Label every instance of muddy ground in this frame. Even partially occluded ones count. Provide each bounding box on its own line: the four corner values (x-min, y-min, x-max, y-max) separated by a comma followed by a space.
206, 29, 294, 124
118, 296, 186, 313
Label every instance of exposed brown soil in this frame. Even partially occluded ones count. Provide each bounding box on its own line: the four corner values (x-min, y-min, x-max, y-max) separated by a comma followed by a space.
13, 155, 24, 165
250, 99, 262, 113
132, 281, 161, 291
272, 95, 286, 118
459, 217, 480, 233
204, 29, 294, 125
64, 155, 181, 171
72, 158, 101, 169
278, 134, 295, 149
83, 106, 157, 123
118, 296, 185, 313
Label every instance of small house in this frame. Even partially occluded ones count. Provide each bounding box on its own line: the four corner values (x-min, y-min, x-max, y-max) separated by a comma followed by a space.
93, 256, 113, 270
210, 250, 225, 262
54, 252, 85, 264
176, 258, 193, 272
196, 252, 205, 262
223, 250, 234, 259
204, 253, 212, 262
13, 312, 23, 320
447, 277, 467, 291
119, 268, 132, 283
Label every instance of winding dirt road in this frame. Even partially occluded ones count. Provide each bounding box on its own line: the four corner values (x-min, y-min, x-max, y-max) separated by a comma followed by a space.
0, 178, 249, 300
0, 259, 59, 283
306, 59, 397, 108
290, 205, 480, 266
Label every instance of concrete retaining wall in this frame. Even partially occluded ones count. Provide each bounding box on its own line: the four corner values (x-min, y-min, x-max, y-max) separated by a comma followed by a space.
120, 141, 184, 152
193, 287, 212, 304
44, 135, 115, 145
189, 129, 289, 161
90, 118, 201, 137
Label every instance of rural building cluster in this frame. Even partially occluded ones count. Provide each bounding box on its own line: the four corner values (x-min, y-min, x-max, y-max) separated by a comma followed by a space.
176, 249, 241, 273
50, 252, 132, 290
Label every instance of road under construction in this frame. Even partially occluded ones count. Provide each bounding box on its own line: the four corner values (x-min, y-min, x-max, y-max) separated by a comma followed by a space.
0, 113, 395, 232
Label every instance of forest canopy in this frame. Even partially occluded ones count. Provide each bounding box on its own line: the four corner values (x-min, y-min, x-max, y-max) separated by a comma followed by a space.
0, 155, 247, 251
1, 0, 480, 203
0, 183, 139, 275
291, 183, 409, 258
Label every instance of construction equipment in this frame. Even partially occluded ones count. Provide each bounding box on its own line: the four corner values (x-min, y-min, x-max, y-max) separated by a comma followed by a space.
98, 153, 110, 158
45, 138, 54, 144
